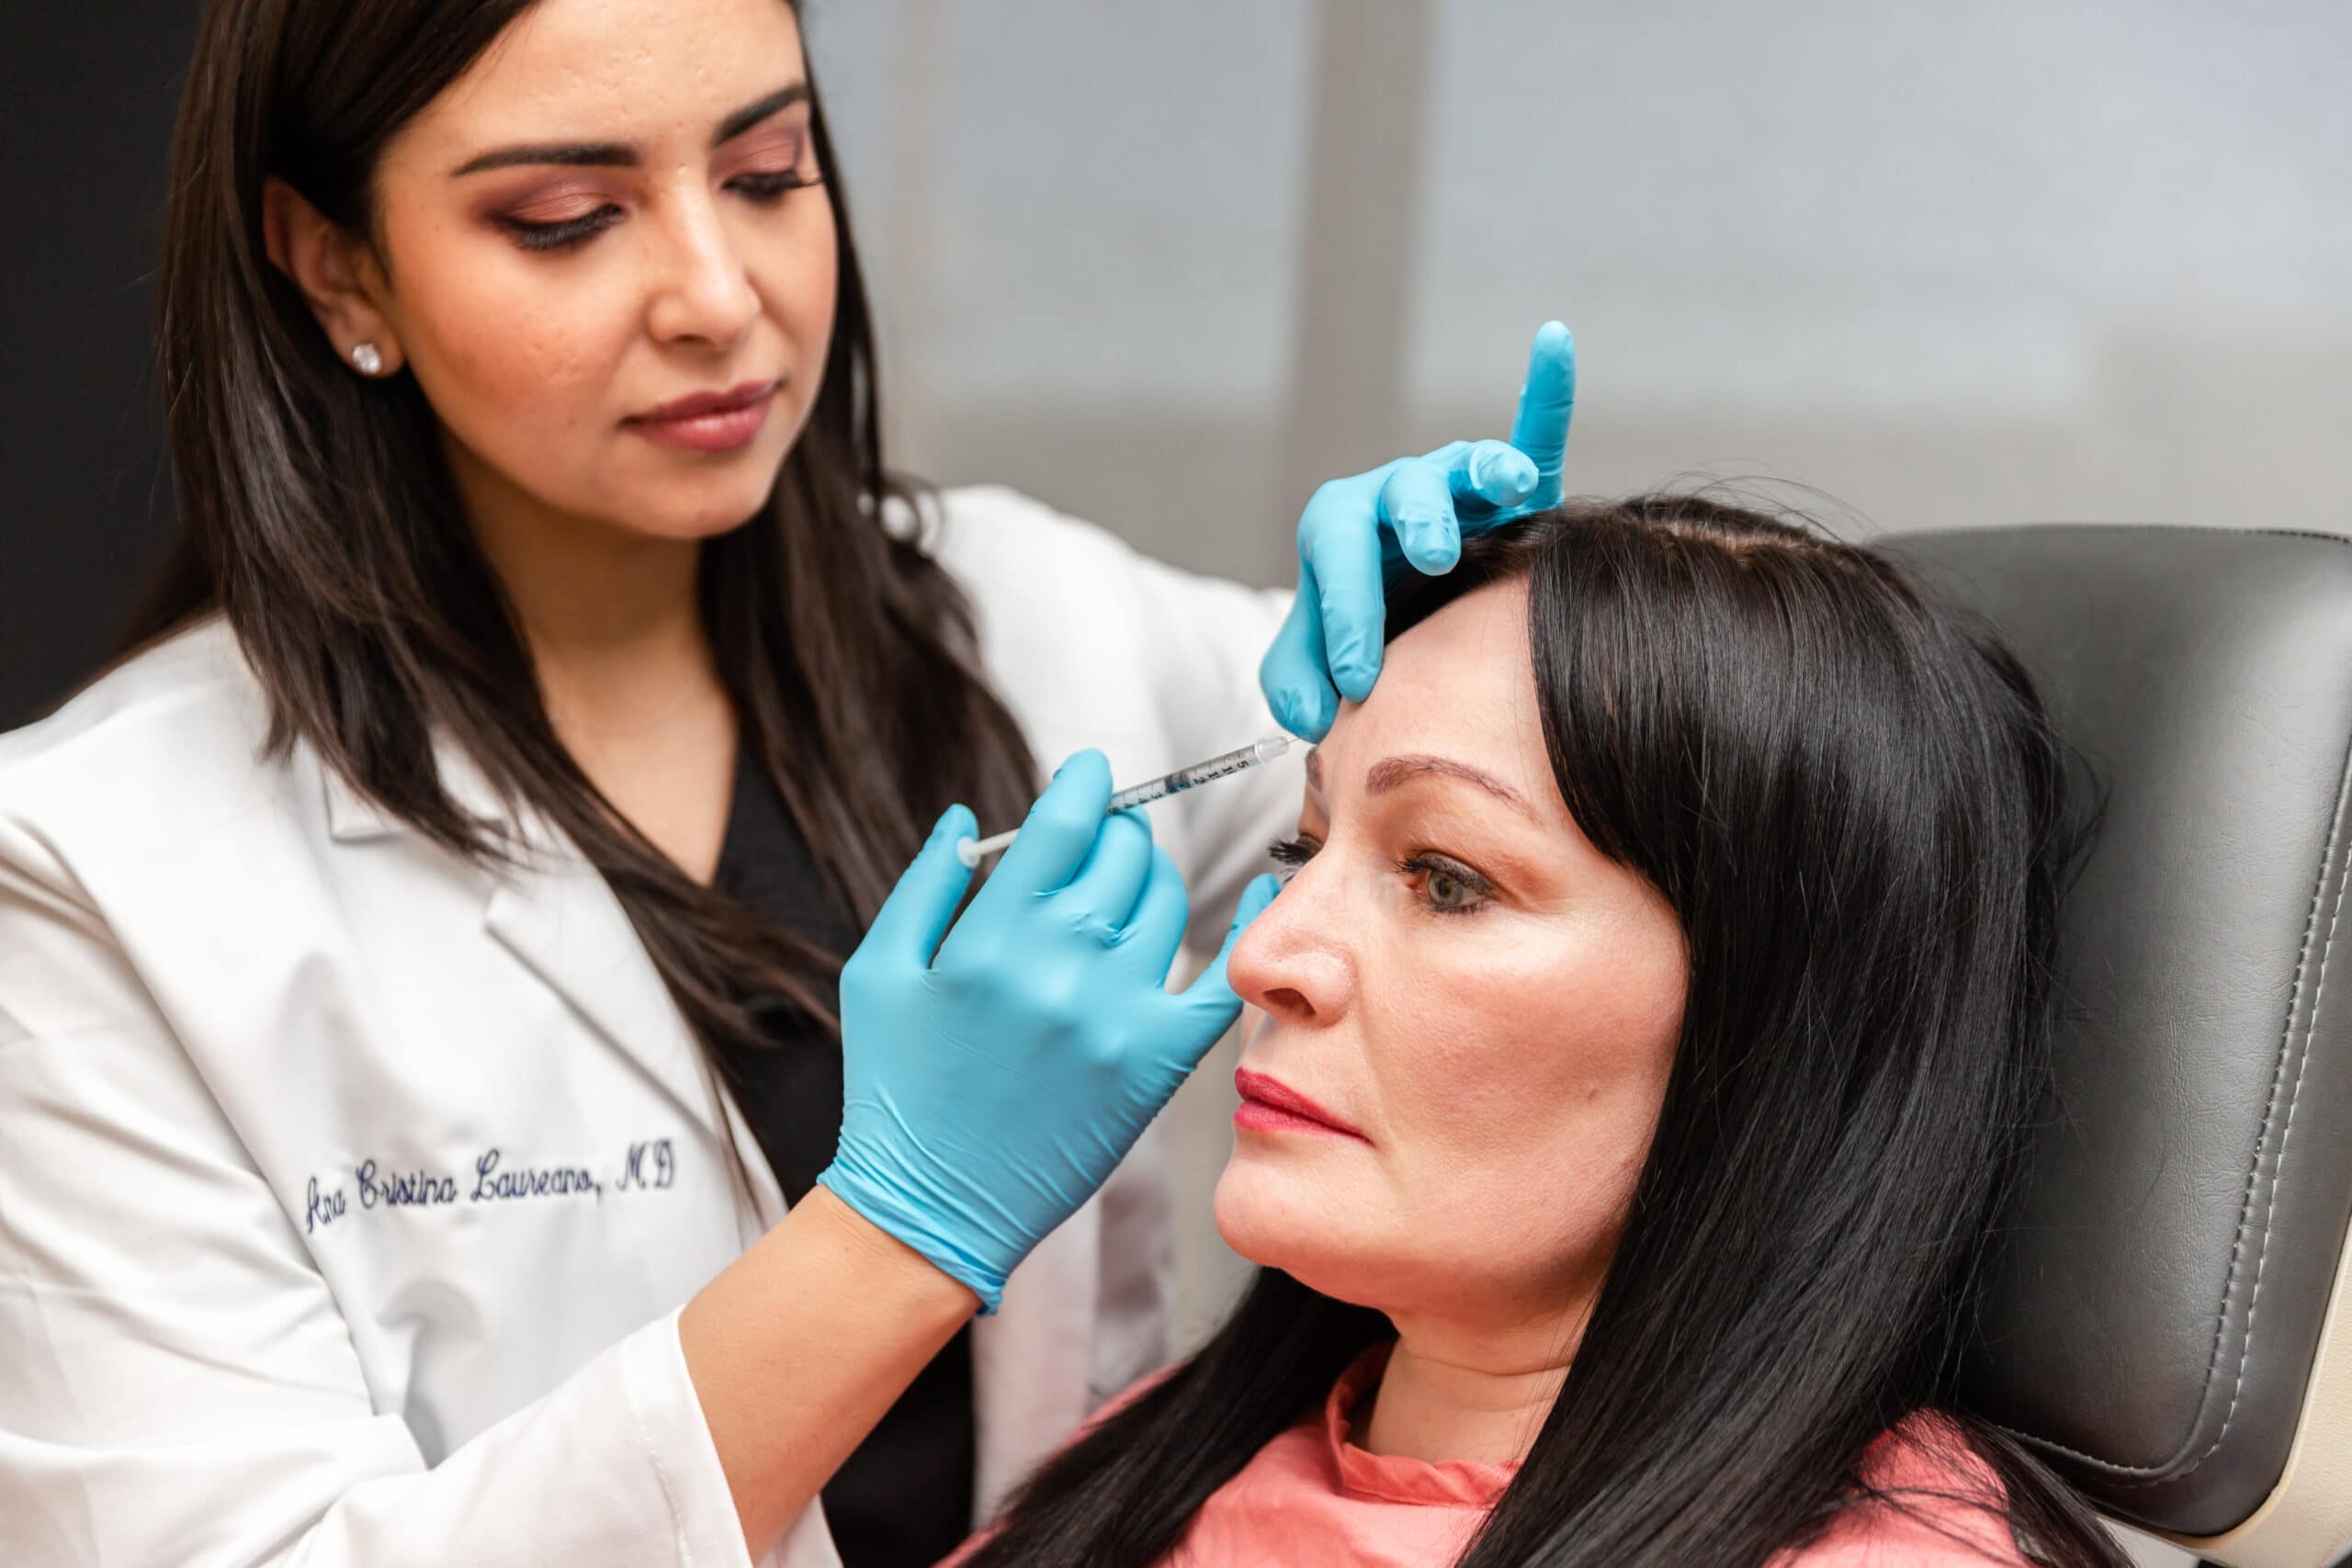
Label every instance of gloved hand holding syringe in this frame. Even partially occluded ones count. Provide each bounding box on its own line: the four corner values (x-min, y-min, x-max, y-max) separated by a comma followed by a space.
957, 735, 1295, 868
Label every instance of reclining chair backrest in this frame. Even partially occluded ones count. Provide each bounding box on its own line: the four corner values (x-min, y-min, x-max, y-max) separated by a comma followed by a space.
1887, 525, 2352, 1568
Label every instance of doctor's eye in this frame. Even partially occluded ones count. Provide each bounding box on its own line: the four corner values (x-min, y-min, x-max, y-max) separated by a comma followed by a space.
1266, 835, 1320, 881
728, 167, 825, 201
501, 205, 624, 253
728, 125, 823, 200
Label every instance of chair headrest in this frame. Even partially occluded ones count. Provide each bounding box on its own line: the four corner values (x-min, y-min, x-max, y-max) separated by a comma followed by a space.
1886, 525, 2352, 1567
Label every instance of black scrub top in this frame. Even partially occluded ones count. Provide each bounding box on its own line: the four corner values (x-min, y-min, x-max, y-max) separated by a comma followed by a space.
710, 746, 977, 1568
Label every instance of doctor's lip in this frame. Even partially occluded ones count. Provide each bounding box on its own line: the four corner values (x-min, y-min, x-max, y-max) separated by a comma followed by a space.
623, 378, 780, 452
1234, 1068, 1367, 1141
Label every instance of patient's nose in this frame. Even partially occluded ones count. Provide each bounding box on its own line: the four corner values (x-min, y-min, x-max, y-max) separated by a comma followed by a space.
1227, 874, 1351, 1027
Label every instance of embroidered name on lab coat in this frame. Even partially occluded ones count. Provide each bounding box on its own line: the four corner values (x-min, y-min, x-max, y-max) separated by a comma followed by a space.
303, 1138, 676, 1233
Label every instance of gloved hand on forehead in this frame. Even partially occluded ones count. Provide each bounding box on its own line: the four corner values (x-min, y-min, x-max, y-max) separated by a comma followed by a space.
1261, 320, 1577, 741
817, 750, 1281, 1314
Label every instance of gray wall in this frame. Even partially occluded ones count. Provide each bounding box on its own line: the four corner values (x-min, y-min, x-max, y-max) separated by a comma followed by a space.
809, 0, 2352, 593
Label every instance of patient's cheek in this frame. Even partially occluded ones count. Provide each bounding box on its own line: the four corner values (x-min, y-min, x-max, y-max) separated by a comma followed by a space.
1211, 945, 1683, 1314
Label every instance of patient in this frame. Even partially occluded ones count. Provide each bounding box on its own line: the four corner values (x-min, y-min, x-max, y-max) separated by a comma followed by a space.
956, 494, 2125, 1568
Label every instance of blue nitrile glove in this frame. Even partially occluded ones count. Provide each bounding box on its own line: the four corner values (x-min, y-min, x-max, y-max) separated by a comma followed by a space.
816, 750, 1283, 1313
1261, 320, 1577, 740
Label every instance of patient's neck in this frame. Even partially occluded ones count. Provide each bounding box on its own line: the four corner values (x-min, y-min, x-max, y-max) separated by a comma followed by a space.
1357, 1307, 1580, 1468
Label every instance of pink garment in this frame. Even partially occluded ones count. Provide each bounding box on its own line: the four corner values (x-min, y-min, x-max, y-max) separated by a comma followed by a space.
946, 1345, 2029, 1567
1151, 1343, 1509, 1567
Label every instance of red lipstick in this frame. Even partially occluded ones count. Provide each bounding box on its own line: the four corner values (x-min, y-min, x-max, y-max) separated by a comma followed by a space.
1234, 1068, 1367, 1141
623, 378, 779, 453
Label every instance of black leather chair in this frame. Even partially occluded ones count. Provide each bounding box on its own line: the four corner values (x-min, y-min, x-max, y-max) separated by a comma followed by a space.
1886, 526, 2352, 1566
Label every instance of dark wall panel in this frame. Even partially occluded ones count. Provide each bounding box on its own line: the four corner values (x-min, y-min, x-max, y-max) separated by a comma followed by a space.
1, 6, 198, 729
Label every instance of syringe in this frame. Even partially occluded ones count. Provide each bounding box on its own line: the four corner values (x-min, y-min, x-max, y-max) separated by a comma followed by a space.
957, 735, 1295, 869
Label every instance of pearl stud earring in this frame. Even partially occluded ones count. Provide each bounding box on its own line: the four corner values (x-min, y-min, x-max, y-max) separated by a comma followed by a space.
351, 343, 384, 376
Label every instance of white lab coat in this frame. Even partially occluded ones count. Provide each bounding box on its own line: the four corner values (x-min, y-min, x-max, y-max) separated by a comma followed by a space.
0, 486, 1303, 1568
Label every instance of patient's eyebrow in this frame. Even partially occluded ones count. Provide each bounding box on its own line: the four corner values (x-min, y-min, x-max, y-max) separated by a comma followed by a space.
1364, 754, 1536, 818
450, 83, 810, 176
1305, 746, 1324, 791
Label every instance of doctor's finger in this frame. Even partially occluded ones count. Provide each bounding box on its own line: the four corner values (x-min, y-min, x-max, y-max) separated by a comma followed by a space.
1441, 438, 1539, 513
1301, 506, 1386, 705
1375, 459, 1464, 575
1259, 567, 1342, 742
1173, 874, 1283, 1037
985, 750, 1115, 899
1116, 846, 1193, 982
863, 805, 978, 968
1061, 809, 1157, 934
1506, 321, 1577, 503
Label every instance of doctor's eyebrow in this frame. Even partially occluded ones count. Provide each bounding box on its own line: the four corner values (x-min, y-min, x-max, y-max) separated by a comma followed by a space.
449, 83, 811, 176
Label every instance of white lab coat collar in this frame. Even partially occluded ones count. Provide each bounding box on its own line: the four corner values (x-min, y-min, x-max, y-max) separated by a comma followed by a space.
318, 724, 503, 844
320, 734, 733, 1150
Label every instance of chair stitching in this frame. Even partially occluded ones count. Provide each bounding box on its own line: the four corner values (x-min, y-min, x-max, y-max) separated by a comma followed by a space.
2105, 784, 2346, 1487
1984, 728, 2352, 1481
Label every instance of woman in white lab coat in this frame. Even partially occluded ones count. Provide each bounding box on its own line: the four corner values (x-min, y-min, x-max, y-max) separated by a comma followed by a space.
0, 1, 1577, 1566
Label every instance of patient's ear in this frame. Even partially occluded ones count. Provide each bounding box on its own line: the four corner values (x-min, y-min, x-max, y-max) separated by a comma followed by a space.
260, 175, 405, 378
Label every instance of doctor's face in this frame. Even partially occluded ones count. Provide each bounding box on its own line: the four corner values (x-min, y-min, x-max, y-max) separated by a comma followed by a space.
351, 0, 836, 546
1217, 580, 1690, 1341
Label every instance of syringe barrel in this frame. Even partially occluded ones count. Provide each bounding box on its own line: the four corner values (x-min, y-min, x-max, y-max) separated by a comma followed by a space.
1105, 736, 1289, 814
959, 735, 1292, 868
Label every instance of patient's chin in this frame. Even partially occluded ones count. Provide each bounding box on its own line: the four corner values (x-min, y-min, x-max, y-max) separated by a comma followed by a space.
1214, 1148, 1603, 1322
1212, 1154, 1394, 1307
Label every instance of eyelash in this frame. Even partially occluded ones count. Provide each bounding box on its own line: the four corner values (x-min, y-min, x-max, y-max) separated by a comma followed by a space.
1265, 835, 1495, 918
500, 168, 824, 254
1266, 836, 1315, 874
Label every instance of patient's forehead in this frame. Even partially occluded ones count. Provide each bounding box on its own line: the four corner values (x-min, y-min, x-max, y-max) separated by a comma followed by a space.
1319, 578, 1551, 805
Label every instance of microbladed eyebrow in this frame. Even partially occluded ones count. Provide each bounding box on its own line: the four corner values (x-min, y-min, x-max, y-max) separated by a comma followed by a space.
450, 83, 810, 177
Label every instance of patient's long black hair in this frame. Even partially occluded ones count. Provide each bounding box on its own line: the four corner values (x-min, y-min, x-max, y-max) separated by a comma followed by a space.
965, 493, 2125, 1568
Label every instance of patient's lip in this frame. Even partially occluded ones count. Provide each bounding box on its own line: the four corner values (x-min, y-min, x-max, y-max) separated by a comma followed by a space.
1234, 1068, 1368, 1141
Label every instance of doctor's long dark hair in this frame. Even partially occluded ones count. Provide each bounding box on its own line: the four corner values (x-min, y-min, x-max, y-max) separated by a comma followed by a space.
127, 0, 1035, 1053
966, 497, 2126, 1568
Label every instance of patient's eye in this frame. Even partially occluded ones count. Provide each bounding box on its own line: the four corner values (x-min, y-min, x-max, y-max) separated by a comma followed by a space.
1399, 852, 1493, 917
1267, 836, 1319, 881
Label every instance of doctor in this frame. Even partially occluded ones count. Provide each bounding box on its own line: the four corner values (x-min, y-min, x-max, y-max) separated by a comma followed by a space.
0, 1, 1577, 1565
